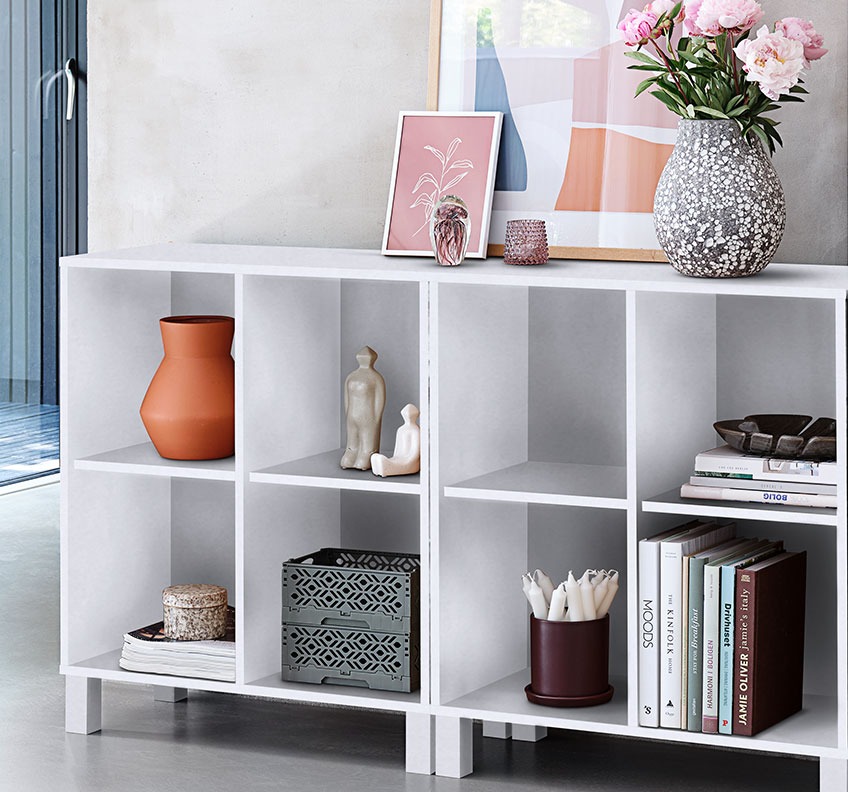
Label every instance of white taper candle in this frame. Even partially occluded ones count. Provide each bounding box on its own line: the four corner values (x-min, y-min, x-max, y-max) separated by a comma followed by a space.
564, 570, 584, 622
547, 582, 568, 621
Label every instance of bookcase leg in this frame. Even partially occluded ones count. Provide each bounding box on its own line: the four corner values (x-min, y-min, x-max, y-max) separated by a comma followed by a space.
404, 712, 435, 774
511, 724, 548, 742
819, 757, 848, 792
435, 715, 473, 778
65, 676, 101, 734
152, 686, 188, 702
482, 721, 512, 739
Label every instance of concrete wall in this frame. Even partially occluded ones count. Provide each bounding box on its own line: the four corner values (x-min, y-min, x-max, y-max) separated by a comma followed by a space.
87, 1, 432, 251
88, 1, 847, 264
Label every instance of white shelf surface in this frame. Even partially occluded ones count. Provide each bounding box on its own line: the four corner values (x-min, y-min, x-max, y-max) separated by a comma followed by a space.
62, 650, 238, 694
629, 694, 840, 758
437, 669, 838, 758
64, 244, 848, 299
246, 672, 425, 713
63, 651, 426, 714
643, 488, 838, 526
74, 442, 236, 481
443, 461, 627, 508
249, 449, 421, 494
439, 670, 628, 730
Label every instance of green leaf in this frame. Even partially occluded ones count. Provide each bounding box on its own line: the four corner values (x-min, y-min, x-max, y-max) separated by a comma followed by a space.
677, 36, 690, 52
624, 51, 662, 66
686, 104, 696, 118
690, 84, 709, 105
635, 77, 659, 97
749, 124, 769, 148
790, 84, 809, 94
725, 94, 744, 112
778, 95, 805, 103
627, 63, 668, 72
650, 89, 687, 115
766, 125, 783, 148
694, 105, 729, 119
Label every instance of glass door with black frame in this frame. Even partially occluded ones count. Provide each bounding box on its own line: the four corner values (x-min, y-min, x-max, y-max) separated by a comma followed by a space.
0, 0, 85, 487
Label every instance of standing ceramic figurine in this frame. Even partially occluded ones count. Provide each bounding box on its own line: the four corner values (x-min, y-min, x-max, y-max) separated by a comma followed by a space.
340, 346, 386, 470
371, 403, 420, 477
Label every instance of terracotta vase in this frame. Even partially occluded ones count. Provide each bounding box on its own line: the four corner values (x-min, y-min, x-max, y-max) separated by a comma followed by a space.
140, 316, 235, 460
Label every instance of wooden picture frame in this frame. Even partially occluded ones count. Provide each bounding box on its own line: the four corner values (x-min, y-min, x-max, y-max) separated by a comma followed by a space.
382, 110, 503, 258
427, 0, 670, 262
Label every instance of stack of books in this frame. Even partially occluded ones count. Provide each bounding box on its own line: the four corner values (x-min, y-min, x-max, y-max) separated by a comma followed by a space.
679, 444, 837, 509
119, 606, 236, 682
638, 520, 806, 736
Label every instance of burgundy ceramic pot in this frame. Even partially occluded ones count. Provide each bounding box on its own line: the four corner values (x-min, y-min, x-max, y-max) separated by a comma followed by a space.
526, 614, 613, 707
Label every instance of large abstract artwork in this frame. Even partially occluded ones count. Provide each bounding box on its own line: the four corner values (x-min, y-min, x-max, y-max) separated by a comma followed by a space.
434, 0, 677, 259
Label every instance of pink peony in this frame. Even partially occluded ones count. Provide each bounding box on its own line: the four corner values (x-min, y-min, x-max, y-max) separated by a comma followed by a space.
683, 0, 705, 35
775, 17, 827, 66
618, 8, 660, 46
735, 26, 805, 100
647, 0, 684, 21
687, 0, 762, 36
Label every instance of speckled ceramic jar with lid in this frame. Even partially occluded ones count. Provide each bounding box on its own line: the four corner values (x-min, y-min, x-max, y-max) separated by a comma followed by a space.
163, 584, 228, 640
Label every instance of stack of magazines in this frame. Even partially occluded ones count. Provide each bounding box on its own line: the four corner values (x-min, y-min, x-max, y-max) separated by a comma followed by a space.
680, 445, 837, 508
119, 606, 235, 681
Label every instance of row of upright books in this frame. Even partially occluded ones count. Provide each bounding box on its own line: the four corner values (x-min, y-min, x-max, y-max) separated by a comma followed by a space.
680, 444, 837, 508
638, 520, 806, 736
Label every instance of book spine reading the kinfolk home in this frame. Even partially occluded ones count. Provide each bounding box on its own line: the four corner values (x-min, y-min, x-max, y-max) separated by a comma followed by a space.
638, 525, 693, 727
733, 551, 807, 736
680, 484, 837, 509
659, 522, 735, 729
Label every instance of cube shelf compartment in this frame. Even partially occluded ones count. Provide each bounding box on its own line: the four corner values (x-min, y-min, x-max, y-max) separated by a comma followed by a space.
61, 244, 848, 788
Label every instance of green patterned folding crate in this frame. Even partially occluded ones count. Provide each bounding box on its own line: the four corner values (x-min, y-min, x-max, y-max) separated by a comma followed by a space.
281, 548, 420, 692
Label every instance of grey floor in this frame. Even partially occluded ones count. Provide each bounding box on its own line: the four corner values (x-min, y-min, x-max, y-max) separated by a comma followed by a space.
0, 484, 819, 791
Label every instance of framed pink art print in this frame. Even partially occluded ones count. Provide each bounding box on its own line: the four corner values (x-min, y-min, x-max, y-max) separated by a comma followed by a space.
382, 111, 502, 258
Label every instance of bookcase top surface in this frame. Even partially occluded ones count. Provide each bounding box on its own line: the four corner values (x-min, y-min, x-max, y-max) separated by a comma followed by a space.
61, 243, 848, 298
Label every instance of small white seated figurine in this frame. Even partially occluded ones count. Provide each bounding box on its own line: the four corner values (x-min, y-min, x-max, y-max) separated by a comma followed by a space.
371, 403, 420, 477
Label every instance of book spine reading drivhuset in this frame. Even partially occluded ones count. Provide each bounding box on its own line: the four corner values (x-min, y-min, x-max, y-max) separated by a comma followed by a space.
685, 537, 746, 732
680, 484, 836, 509
659, 521, 736, 729
717, 542, 782, 735
700, 539, 762, 733
732, 551, 807, 736
694, 445, 838, 485
638, 524, 696, 727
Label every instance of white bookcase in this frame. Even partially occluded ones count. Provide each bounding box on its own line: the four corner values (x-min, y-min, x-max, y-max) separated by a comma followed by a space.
60, 244, 848, 789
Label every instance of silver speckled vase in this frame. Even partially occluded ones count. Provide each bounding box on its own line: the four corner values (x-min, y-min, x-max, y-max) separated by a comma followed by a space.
654, 120, 785, 278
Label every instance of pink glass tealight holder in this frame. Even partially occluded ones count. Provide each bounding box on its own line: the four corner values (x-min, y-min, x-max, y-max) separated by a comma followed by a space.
504, 219, 548, 265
